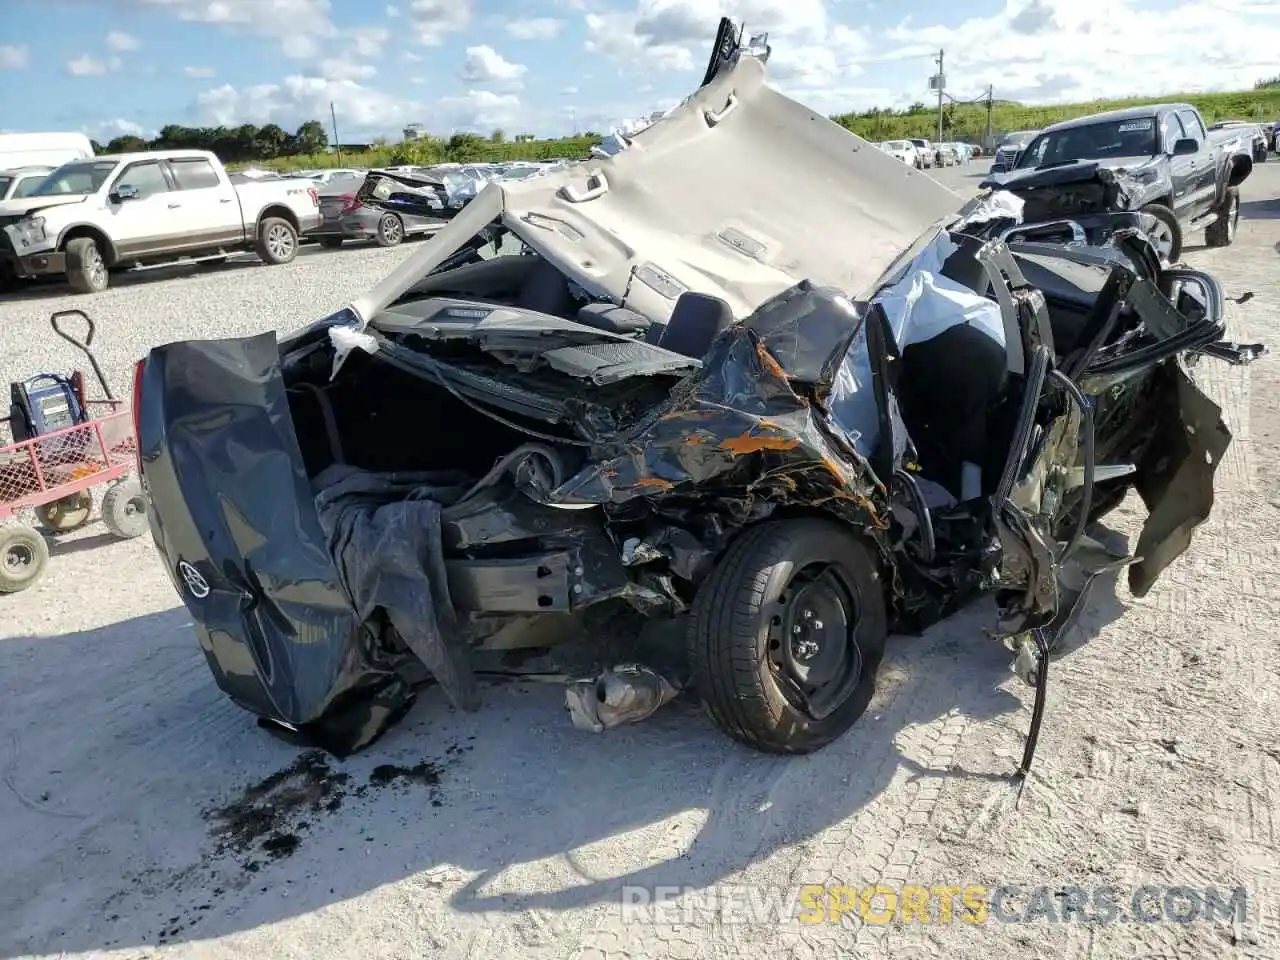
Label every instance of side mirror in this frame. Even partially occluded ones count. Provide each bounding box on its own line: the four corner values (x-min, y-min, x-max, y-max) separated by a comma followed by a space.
1172, 138, 1199, 157
110, 184, 139, 203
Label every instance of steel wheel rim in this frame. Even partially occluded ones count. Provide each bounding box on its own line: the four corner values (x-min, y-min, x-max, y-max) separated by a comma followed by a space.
1228, 195, 1239, 241
3, 542, 33, 573
267, 224, 294, 259
1147, 219, 1174, 259
381, 215, 402, 242
765, 562, 864, 719
86, 244, 106, 286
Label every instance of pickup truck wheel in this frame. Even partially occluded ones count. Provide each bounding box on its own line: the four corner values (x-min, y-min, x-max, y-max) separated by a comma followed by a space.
255, 217, 298, 265
1205, 188, 1239, 248
65, 236, 109, 294
687, 518, 888, 754
375, 214, 405, 247
1139, 204, 1181, 263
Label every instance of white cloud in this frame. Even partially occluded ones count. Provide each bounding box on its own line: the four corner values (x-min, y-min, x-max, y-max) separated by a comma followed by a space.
561, 85, 580, 96
351, 26, 391, 57
386, 3, 399, 14
318, 59, 378, 81
877, 0, 1280, 106
195, 75, 423, 134
506, 17, 565, 40
402, 51, 423, 62
407, 0, 473, 45
438, 90, 522, 130
0, 45, 27, 69
136, 0, 336, 59
184, 65, 216, 78
90, 118, 154, 141
106, 30, 141, 52
459, 45, 527, 85
67, 55, 121, 76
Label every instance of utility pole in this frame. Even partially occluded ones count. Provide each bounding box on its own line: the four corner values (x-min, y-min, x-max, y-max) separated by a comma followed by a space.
984, 84, 994, 150
330, 101, 343, 165
935, 49, 945, 143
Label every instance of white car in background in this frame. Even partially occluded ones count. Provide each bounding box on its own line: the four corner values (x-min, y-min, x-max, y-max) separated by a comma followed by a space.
879, 140, 920, 167
0, 165, 54, 201
0, 149, 321, 293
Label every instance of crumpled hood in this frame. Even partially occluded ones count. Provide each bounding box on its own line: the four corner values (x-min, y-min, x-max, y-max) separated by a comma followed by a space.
0, 194, 88, 220
349, 55, 965, 327
984, 156, 1157, 191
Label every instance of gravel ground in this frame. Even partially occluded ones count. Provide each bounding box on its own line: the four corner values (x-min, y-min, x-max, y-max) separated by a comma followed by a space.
0, 164, 1277, 960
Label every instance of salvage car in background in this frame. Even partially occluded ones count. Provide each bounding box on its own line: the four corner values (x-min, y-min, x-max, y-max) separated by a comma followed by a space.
989, 130, 1040, 173
1208, 119, 1268, 163
879, 140, 920, 166
309, 171, 450, 248
988, 104, 1253, 262
132, 19, 1263, 768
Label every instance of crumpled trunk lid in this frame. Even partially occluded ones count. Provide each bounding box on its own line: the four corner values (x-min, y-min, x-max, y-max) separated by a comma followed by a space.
136, 333, 414, 754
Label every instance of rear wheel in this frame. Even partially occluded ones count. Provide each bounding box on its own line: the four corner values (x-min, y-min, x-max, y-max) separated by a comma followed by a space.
0, 524, 49, 593
65, 236, 109, 294
1205, 188, 1239, 248
375, 213, 405, 247
687, 518, 888, 754
1139, 203, 1182, 262
255, 217, 298, 265
34, 490, 94, 533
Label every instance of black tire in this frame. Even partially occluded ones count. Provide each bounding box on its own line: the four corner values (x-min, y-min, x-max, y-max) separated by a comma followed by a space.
34, 490, 94, 534
375, 213, 405, 247
100, 477, 148, 539
64, 236, 110, 294
0, 524, 49, 594
1139, 203, 1182, 262
1205, 187, 1240, 248
319, 237, 344, 249
254, 217, 299, 265
687, 518, 888, 754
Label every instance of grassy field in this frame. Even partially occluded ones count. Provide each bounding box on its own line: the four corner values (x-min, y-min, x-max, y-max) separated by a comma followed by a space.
229, 87, 1280, 172
835, 88, 1280, 142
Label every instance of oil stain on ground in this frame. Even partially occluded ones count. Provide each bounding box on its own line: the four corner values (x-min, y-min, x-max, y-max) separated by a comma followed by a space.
203, 740, 473, 867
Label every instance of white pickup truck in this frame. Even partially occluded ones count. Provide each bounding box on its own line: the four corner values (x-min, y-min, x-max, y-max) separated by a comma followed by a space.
0, 149, 321, 293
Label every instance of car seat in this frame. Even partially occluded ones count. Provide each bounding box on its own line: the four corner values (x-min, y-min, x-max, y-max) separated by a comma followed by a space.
645, 292, 734, 358
516, 258, 577, 318
896, 324, 1011, 502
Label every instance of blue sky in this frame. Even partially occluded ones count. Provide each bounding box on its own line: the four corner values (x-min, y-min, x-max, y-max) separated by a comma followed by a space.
0, 0, 1277, 143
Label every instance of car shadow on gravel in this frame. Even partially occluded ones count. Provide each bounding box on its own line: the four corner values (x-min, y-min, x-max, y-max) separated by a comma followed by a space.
0, 248, 342, 304
0, 579, 1128, 955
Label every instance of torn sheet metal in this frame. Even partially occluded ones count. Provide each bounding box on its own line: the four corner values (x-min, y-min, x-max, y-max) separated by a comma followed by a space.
565, 664, 682, 732
312, 464, 481, 713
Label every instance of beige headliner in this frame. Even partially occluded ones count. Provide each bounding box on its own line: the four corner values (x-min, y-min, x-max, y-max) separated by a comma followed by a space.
348, 55, 965, 326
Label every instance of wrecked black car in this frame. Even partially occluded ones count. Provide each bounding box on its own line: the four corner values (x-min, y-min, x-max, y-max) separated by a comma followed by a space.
133, 30, 1263, 767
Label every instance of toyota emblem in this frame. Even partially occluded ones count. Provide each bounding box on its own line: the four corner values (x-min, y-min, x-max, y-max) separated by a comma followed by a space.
178, 560, 211, 599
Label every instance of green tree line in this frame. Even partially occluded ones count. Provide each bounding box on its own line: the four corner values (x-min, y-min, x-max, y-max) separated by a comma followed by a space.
94, 84, 1280, 172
